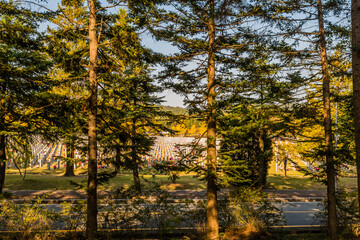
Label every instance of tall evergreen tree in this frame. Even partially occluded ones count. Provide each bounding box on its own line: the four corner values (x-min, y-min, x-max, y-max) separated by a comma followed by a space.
46, 0, 90, 177
0, 0, 50, 193
134, 1, 272, 238
219, 105, 273, 188
218, 38, 302, 189
48, 0, 165, 236
317, 0, 337, 237
97, 9, 173, 195
259, 0, 349, 238
352, 0, 360, 215
47, 0, 100, 237
87, 0, 98, 237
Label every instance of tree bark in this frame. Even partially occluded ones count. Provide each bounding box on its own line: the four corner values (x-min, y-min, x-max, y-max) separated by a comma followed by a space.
86, 0, 98, 239
132, 166, 141, 195
0, 135, 6, 194
64, 143, 75, 177
258, 131, 266, 188
132, 118, 141, 195
115, 145, 121, 174
206, 0, 219, 239
351, 0, 360, 216
317, 0, 337, 239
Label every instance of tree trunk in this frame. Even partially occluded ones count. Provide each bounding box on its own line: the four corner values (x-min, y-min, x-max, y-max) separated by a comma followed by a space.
86, 0, 98, 239
0, 135, 6, 194
258, 132, 267, 188
317, 0, 337, 239
206, 0, 219, 239
132, 118, 141, 195
351, 0, 360, 217
132, 166, 141, 195
115, 146, 120, 174
64, 143, 75, 177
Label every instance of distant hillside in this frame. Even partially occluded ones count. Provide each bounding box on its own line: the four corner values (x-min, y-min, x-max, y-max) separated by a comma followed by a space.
161, 105, 188, 115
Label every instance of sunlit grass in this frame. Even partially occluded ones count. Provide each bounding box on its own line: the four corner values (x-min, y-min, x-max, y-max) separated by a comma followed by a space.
4, 169, 206, 190
267, 175, 324, 190
4, 164, 357, 191
268, 174, 357, 190
267, 159, 358, 190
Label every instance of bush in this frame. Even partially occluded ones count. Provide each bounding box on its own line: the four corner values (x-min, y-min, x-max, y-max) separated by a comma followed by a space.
98, 181, 196, 238
0, 198, 58, 239
220, 187, 285, 240
315, 188, 360, 238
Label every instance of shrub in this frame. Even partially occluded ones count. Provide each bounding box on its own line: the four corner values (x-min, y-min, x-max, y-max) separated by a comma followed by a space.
220, 187, 285, 239
0, 198, 57, 239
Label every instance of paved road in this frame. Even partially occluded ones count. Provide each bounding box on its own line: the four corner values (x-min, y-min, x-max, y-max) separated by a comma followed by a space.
4, 189, 327, 201
276, 202, 323, 226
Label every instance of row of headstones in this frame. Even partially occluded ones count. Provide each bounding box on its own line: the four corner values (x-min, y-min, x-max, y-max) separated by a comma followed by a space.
30, 143, 59, 168
29, 143, 48, 167
46, 159, 86, 170
149, 145, 206, 161
36, 143, 54, 167
141, 156, 206, 167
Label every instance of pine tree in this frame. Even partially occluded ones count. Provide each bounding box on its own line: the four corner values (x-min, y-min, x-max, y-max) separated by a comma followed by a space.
317, 0, 337, 236
0, 0, 51, 193
351, 0, 360, 216
219, 105, 273, 188
218, 36, 303, 189
48, 0, 168, 236
258, 0, 350, 238
133, 1, 272, 238
46, 0, 89, 177
47, 0, 99, 237
86, 0, 97, 237
89, 8, 171, 195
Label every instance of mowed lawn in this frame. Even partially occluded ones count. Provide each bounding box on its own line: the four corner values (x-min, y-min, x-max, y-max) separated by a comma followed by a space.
3, 168, 358, 191
268, 175, 358, 190
267, 159, 358, 190
3, 169, 206, 191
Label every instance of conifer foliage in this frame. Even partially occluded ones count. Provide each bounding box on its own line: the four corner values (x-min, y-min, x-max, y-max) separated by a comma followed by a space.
352, 0, 360, 220
134, 0, 273, 238
0, 0, 51, 193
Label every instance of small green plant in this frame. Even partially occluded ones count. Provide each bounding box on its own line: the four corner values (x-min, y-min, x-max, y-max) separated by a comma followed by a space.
220, 187, 285, 240
98, 180, 196, 239
315, 188, 360, 238
0, 197, 58, 239
0, 191, 13, 199
60, 200, 86, 231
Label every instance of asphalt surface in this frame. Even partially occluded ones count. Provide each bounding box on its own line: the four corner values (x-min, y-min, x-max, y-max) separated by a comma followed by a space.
3, 189, 327, 201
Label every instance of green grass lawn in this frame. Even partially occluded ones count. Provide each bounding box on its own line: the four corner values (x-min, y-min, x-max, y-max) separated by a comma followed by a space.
3, 166, 358, 191
267, 159, 358, 190
268, 174, 358, 190
4, 168, 206, 190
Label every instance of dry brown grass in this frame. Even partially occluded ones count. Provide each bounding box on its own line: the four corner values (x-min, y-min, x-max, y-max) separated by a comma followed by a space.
222, 224, 273, 240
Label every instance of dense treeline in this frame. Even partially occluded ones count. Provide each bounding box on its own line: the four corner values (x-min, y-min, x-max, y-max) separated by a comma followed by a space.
0, 0, 357, 239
